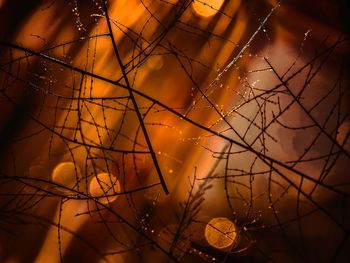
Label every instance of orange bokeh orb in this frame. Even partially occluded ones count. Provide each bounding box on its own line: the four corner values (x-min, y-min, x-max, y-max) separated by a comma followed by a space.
51, 162, 81, 192
205, 217, 237, 249
192, 0, 225, 18
89, 172, 120, 204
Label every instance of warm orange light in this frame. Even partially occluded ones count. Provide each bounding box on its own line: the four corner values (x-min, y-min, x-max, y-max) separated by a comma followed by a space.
51, 162, 80, 191
146, 55, 164, 71
192, 0, 225, 18
205, 217, 237, 249
89, 172, 120, 204
337, 121, 350, 152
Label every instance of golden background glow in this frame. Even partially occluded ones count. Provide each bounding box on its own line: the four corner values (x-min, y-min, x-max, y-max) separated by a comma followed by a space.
0, 0, 349, 262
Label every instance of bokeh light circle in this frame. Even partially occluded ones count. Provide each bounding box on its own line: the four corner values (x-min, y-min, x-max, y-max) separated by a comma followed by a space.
51, 162, 81, 191
205, 217, 237, 249
192, 0, 225, 18
89, 172, 120, 204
